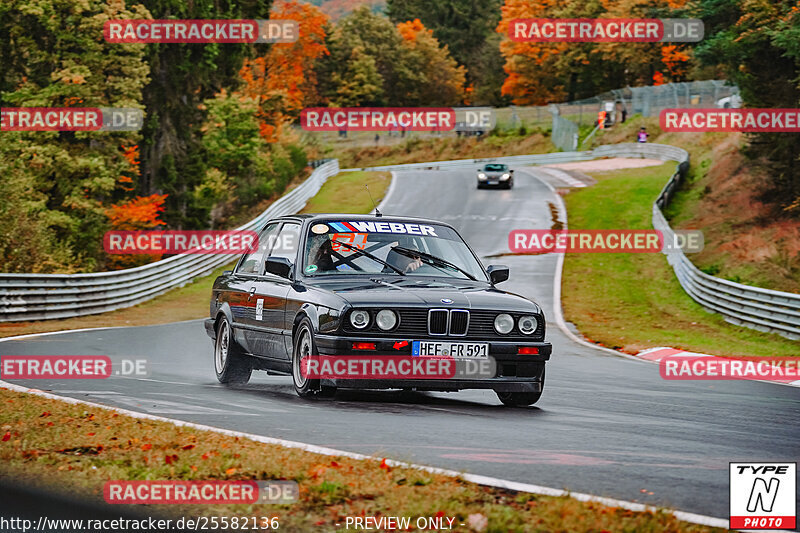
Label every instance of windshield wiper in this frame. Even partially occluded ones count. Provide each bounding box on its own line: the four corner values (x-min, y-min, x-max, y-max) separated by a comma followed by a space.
391, 246, 478, 281
334, 240, 406, 276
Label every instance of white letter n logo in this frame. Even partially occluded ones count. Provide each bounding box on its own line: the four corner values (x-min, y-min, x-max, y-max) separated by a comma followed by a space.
747, 477, 780, 512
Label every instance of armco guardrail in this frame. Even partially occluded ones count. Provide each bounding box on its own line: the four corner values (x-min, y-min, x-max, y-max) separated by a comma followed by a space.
0, 160, 340, 322
344, 143, 800, 341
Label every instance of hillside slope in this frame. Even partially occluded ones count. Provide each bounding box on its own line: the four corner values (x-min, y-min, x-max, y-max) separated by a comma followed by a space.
590, 119, 800, 294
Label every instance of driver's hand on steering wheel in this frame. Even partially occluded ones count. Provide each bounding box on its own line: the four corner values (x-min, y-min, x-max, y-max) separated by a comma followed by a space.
404, 256, 423, 272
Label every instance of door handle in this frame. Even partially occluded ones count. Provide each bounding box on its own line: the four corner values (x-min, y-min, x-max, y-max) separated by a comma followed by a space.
248, 287, 256, 301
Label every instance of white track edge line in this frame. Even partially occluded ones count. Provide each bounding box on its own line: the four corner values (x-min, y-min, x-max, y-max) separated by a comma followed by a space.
0, 379, 729, 529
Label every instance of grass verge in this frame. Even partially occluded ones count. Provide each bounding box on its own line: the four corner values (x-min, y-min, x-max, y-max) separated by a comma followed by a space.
588, 118, 799, 293
0, 387, 725, 533
300, 171, 391, 214
561, 162, 796, 356
1, 172, 391, 340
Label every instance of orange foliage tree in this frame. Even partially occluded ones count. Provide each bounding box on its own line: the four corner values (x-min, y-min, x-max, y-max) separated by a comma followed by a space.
496, 0, 696, 104
596, 0, 694, 84
496, 0, 565, 105
239, 0, 329, 141
105, 193, 167, 269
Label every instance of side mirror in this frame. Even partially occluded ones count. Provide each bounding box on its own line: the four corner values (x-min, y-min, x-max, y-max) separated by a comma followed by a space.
486, 264, 509, 284
509, 169, 514, 174
265, 256, 292, 279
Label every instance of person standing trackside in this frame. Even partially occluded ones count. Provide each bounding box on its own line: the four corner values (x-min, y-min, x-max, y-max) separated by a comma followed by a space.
637, 127, 648, 143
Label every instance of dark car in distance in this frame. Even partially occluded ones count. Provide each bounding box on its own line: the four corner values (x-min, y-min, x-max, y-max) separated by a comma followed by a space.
477, 163, 514, 189
205, 214, 551, 406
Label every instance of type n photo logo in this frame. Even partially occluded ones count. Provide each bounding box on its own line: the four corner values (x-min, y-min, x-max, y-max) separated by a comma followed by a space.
730, 463, 796, 529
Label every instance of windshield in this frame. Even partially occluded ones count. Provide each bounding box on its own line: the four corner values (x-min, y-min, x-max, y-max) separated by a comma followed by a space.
483, 164, 508, 171
301, 219, 489, 282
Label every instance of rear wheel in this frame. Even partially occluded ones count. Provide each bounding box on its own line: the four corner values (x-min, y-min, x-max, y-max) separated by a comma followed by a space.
214, 316, 252, 384
292, 319, 336, 398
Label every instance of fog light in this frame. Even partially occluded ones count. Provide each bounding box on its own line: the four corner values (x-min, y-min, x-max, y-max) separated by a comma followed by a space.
352, 342, 376, 351
518, 347, 539, 355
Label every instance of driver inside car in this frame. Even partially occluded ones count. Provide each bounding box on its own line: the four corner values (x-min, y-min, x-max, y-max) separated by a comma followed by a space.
384, 238, 423, 273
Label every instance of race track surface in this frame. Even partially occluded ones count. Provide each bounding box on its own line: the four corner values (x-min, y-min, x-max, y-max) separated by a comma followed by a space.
3, 168, 799, 520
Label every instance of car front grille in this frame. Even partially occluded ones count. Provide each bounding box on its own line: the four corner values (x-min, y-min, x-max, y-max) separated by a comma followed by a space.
428, 310, 448, 335
343, 308, 544, 340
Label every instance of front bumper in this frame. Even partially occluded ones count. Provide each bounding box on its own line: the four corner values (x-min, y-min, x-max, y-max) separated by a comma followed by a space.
478, 174, 510, 185
314, 334, 550, 391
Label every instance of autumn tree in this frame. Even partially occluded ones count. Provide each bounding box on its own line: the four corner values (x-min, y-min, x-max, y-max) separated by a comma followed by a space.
0, 0, 149, 273
695, 0, 800, 213
137, 0, 272, 230
496, 0, 564, 105
387, 0, 506, 105
496, 0, 696, 104
395, 19, 466, 105
317, 8, 466, 106
239, 0, 330, 141
104, 194, 167, 269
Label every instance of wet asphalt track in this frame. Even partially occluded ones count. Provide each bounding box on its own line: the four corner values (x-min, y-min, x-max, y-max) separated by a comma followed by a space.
2, 167, 799, 521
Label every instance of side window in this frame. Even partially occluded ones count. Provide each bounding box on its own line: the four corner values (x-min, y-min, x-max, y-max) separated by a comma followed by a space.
236, 223, 280, 275
268, 223, 301, 264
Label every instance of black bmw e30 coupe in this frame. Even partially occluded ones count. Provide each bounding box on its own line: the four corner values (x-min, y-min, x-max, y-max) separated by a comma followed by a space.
204, 214, 552, 406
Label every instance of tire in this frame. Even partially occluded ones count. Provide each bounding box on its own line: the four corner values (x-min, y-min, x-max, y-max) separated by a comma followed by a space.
506, 179, 514, 190
495, 369, 544, 406
214, 316, 252, 384
292, 318, 336, 398
496, 390, 541, 406
476, 181, 483, 189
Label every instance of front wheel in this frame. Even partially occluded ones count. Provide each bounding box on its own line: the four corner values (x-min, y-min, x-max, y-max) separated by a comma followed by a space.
214, 316, 252, 384
496, 390, 541, 406
292, 319, 336, 398
496, 369, 544, 406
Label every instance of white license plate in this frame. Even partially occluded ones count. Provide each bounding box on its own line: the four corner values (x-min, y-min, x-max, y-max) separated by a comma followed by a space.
487, 181, 498, 185
412, 341, 488, 358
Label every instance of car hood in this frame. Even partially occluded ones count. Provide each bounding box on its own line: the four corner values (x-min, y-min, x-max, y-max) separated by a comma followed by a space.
305, 277, 541, 314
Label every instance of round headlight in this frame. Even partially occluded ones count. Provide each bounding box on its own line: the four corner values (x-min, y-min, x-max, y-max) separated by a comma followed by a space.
501, 173, 510, 179
518, 315, 538, 335
349, 310, 370, 329
375, 309, 398, 331
478, 172, 486, 178
494, 313, 514, 334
